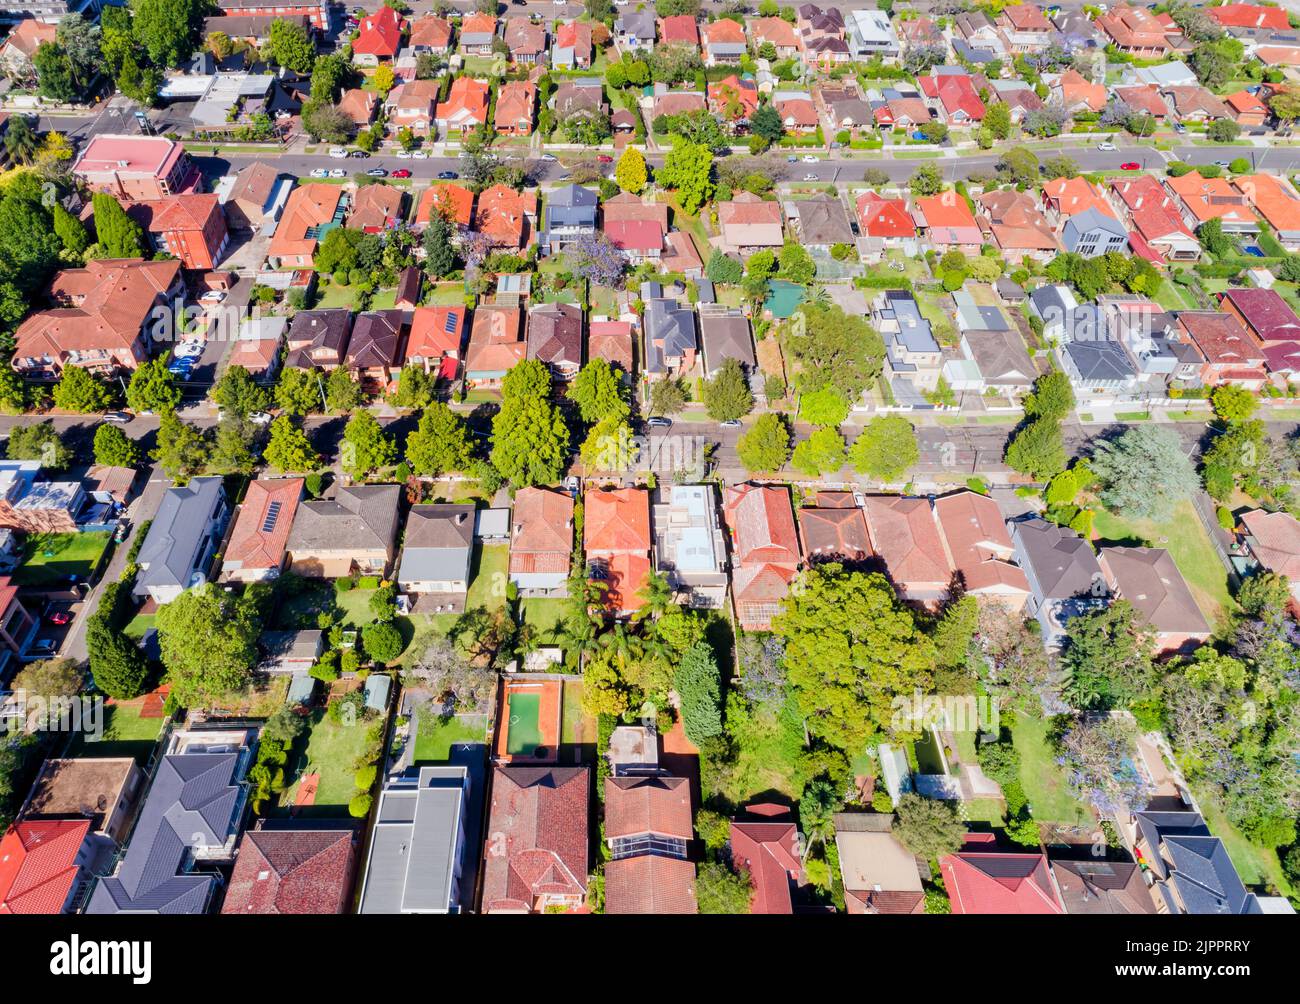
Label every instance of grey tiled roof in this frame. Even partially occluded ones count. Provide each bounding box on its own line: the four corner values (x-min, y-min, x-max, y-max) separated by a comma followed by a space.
287, 484, 401, 554
134, 477, 225, 595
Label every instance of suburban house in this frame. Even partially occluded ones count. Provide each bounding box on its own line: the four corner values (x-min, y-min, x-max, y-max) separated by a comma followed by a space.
1051, 858, 1158, 915
1009, 515, 1108, 647
1219, 288, 1300, 348
385, 79, 441, 137
1226, 89, 1270, 127
352, 5, 405, 65
657, 14, 699, 47
604, 775, 697, 914
912, 194, 982, 252
1060, 207, 1130, 258
480, 766, 589, 913
358, 766, 471, 914
347, 183, 405, 233
1053, 68, 1108, 116
1234, 173, 1300, 250
875, 289, 942, 397
19, 757, 142, 850
606, 218, 664, 264
540, 183, 598, 255
918, 69, 985, 123
87, 730, 253, 914
0, 18, 55, 81
527, 302, 583, 381
417, 182, 475, 230
1239, 509, 1300, 607
701, 18, 746, 66
495, 80, 537, 136
12, 259, 184, 380
861, 495, 952, 606
221, 161, 291, 233
799, 492, 872, 567
1161, 85, 1230, 123
697, 305, 755, 379
474, 184, 536, 252
504, 17, 547, 65
1128, 810, 1258, 914
716, 192, 784, 255
650, 484, 729, 609
1109, 175, 1201, 262
464, 305, 525, 386
939, 834, 1064, 914
723, 483, 801, 631
1096, 4, 1183, 57
855, 190, 916, 250
258, 630, 324, 674
285, 308, 351, 370
792, 193, 856, 253
977, 189, 1058, 262
776, 95, 820, 133
405, 305, 466, 380
227, 315, 287, 385
221, 828, 358, 915
408, 15, 453, 53
126, 193, 229, 270
834, 813, 925, 915
589, 319, 635, 375
616, 9, 656, 49
458, 12, 497, 54
133, 477, 229, 605
509, 486, 574, 596
799, 4, 850, 66
552, 20, 593, 70
1056, 308, 1141, 400
585, 487, 652, 617
1165, 172, 1259, 236
73, 134, 200, 201
219, 477, 304, 584
1099, 546, 1211, 654
750, 17, 801, 59
846, 8, 901, 60
933, 489, 1030, 611
1175, 311, 1267, 388
435, 76, 490, 137
729, 804, 801, 914
285, 483, 402, 578
267, 183, 348, 269
345, 310, 407, 391
396, 504, 474, 602
0, 824, 95, 914
642, 283, 697, 378
945, 316, 1036, 396
1114, 83, 1169, 123
0, 577, 36, 673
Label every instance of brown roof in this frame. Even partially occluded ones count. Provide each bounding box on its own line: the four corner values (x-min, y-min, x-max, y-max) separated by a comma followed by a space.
588, 320, 634, 372
1099, 546, 1210, 639
465, 303, 525, 375
723, 484, 800, 567
933, 490, 1030, 597
862, 496, 952, 595
347, 183, 404, 232
228, 162, 283, 208
346, 310, 406, 369
225, 479, 304, 572
221, 829, 356, 914
605, 855, 697, 914
604, 775, 692, 840
338, 88, 378, 126
21, 758, 137, 836
1050, 859, 1158, 915
509, 486, 573, 576
602, 191, 670, 230
495, 80, 536, 131
527, 302, 582, 370
1241, 509, 1300, 580
480, 766, 589, 913
799, 506, 872, 563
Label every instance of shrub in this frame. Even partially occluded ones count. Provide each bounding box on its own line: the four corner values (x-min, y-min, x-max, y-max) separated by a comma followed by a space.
348, 793, 373, 818
354, 765, 378, 790
1216, 506, 1235, 531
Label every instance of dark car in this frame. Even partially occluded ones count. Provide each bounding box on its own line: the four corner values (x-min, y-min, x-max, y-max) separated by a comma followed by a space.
437, 170, 458, 180
350, 150, 369, 158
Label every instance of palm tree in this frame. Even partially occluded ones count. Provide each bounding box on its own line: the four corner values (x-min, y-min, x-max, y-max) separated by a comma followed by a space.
633, 570, 674, 623
798, 780, 840, 862
4, 116, 39, 165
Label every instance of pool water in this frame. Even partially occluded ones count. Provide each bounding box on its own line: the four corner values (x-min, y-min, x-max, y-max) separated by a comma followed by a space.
505, 692, 543, 756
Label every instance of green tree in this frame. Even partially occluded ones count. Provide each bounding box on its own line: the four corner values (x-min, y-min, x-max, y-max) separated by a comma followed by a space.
266, 18, 315, 73
702, 357, 754, 422
749, 103, 784, 147
0, 369, 26, 415
52, 366, 114, 413
984, 101, 1012, 140
705, 250, 743, 285
362, 621, 404, 663
786, 305, 885, 402
91, 192, 146, 258
1211, 384, 1257, 424
34, 43, 77, 102
649, 377, 688, 416
276, 367, 324, 416
211, 364, 271, 419
848, 415, 917, 481
86, 615, 149, 700
1062, 600, 1154, 710
491, 362, 569, 487
126, 358, 181, 414
7, 421, 71, 470
1090, 425, 1200, 521
568, 359, 630, 425
791, 426, 846, 477
342, 410, 397, 479
406, 402, 473, 476
615, 146, 648, 194
130, 0, 199, 68
655, 140, 713, 215
894, 792, 966, 861
93, 425, 143, 467
326, 365, 365, 412
263, 416, 319, 473
798, 385, 849, 428
696, 861, 753, 914
423, 216, 458, 278
736, 413, 790, 473
909, 163, 943, 197
390, 365, 435, 410
773, 565, 935, 751
1004, 417, 1067, 479
778, 243, 815, 284
156, 584, 260, 708
150, 410, 209, 481
675, 642, 722, 744
52, 202, 89, 258
1024, 371, 1075, 422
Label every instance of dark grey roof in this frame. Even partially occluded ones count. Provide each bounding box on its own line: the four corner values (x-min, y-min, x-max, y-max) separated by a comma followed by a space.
359, 766, 470, 913
287, 307, 352, 367
1013, 516, 1104, 600
546, 184, 598, 228
698, 307, 755, 375
796, 194, 855, 246
87, 752, 246, 913
1064, 337, 1137, 382
346, 310, 406, 369
260, 629, 324, 661
1166, 836, 1255, 914
1064, 207, 1128, 242
1029, 284, 1076, 322
616, 9, 655, 39
133, 477, 225, 596
643, 295, 697, 375
287, 484, 401, 554
397, 504, 474, 585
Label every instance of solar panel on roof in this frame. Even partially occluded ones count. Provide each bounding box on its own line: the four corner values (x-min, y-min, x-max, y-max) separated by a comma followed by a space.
261, 500, 282, 534
444, 311, 459, 334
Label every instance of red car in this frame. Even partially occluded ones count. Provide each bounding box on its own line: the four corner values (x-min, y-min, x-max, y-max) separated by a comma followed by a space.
392, 168, 412, 178
1120, 161, 1140, 171
597, 154, 613, 163
46, 611, 72, 626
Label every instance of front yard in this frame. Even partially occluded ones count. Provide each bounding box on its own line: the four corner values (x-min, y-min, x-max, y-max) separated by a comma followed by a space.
15, 532, 111, 587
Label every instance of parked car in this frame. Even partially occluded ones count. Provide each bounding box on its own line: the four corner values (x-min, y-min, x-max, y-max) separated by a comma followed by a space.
330, 168, 347, 178
104, 411, 131, 424
395, 150, 413, 159
802, 154, 820, 163
803, 173, 818, 181
597, 154, 613, 163
350, 150, 370, 159
437, 171, 459, 179
787, 154, 798, 163
646, 417, 673, 429
328, 147, 348, 159
199, 290, 226, 304
46, 610, 72, 626
412, 150, 429, 160
392, 168, 412, 178
310, 168, 329, 178
366, 167, 388, 177
249, 411, 273, 427
1120, 161, 1140, 171
720, 419, 742, 428
1097, 141, 1117, 151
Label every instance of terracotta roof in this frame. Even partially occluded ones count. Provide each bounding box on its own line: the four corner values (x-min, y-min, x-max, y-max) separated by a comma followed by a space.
585, 487, 651, 555
750, 16, 800, 49
919, 72, 985, 120
702, 18, 745, 46
723, 484, 800, 567
933, 490, 1029, 597
504, 17, 547, 56
224, 478, 304, 572
228, 161, 282, 208
269, 183, 345, 262
338, 88, 378, 126
716, 191, 783, 228
509, 487, 573, 575
604, 776, 692, 840
460, 12, 497, 37
408, 15, 453, 49
435, 76, 490, 129
1165, 172, 1257, 226
1177, 311, 1261, 367
588, 320, 634, 371
605, 218, 664, 254
1163, 85, 1230, 120
940, 838, 1063, 914
708, 75, 759, 119
776, 96, 820, 129
406, 305, 465, 366
1057, 68, 1108, 113
729, 805, 800, 914
800, 505, 872, 563
347, 183, 404, 232
220, 829, 356, 914
465, 304, 525, 375
1241, 508, 1300, 579
1234, 173, 1300, 235
0, 18, 56, 59
0, 820, 90, 914
605, 854, 697, 913
1113, 84, 1168, 118
1002, 5, 1052, 31
474, 184, 535, 250
353, 5, 405, 58
1043, 176, 1119, 221
658, 14, 700, 45
978, 189, 1058, 252
495, 80, 536, 131
1208, 4, 1290, 31
417, 183, 474, 228
862, 496, 952, 594
1225, 89, 1268, 117
481, 766, 589, 913
602, 191, 670, 230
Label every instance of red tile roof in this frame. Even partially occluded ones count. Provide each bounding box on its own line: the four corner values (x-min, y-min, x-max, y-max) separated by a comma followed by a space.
406, 305, 466, 367
940, 837, 1064, 914
933, 490, 1030, 597
1220, 288, 1300, 344
1177, 311, 1261, 367
224, 478, 303, 573
1241, 508, 1300, 580
862, 496, 952, 595
605, 854, 697, 913
605, 775, 692, 840
220, 829, 356, 914
658, 14, 700, 45
723, 484, 800, 566
856, 191, 916, 239
585, 488, 652, 613
0, 820, 89, 914
417, 183, 474, 228
1209, 3, 1290, 31
353, 5, 405, 58
729, 805, 800, 914
919, 72, 985, 121
481, 766, 589, 913
509, 486, 573, 576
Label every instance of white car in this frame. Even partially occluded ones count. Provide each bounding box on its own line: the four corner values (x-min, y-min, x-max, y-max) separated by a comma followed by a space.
174, 340, 204, 359
248, 411, 273, 427
802, 173, 817, 181
396, 150, 413, 159
309, 167, 329, 178
538, 153, 557, 161
328, 147, 348, 159
330, 168, 346, 178
412, 150, 428, 160
1097, 141, 1117, 151
801, 154, 820, 163
199, 290, 226, 304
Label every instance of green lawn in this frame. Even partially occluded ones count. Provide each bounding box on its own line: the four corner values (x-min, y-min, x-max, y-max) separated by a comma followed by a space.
427, 282, 467, 306
1092, 500, 1234, 629
1012, 714, 1093, 827
277, 708, 377, 816
334, 585, 379, 628
15, 532, 111, 587
69, 701, 165, 763
1154, 278, 1199, 312
123, 613, 155, 641
411, 708, 488, 763
1193, 784, 1294, 898
522, 597, 569, 643
314, 282, 365, 310
465, 544, 509, 611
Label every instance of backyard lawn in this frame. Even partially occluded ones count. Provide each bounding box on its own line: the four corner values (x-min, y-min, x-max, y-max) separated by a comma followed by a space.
69, 700, 165, 763
522, 598, 568, 644
15, 532, 111, 587
465, 544, 509, 611
123, 613, 156, 641
411, 707, 488, 763
277, 708, 377, 817
1012, 714, 1093, 827
314, 282, 364, 310
1092, 501, 1234, 629
335, 585, 380, 628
